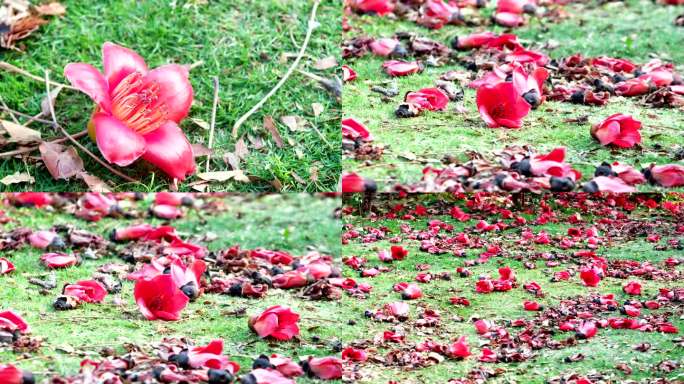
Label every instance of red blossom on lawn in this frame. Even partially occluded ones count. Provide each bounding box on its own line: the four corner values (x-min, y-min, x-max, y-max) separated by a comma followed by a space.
28, 230, 62, 249
447, 336, 471, 359
64, 42, 195, 180
353, 0, 395, 16
494, 11, 525, 27
11, 192, 53, 207
134, 274, 189, 321
0, 364, 33, 384
387, 301, 410, 318
249, 368, 296, 384
154, 192, 193, 207
390, 245, 408, 260
591, 114, 642, 148
0, 258, 15, 275
590, 56, 636, 73
270, 354, 304, 378
249, 305, 300, 341
405, 88, 450, 111
342, 117, 373, 142
476, 279, 494, 293
342, 347, 368, 362
272, 271, 308, 289
378, 249, 393, 262
341, 172, 377, 193
512, 64, 548, 108
474, 319, 492, 334
63, 280, 108, 303
187, 339, 239, 372
583, 176, 636, 193
401, 283, 423, 299
576, 321, 597, 339
170, 258, 206, 300
452, 31, 497, 50
419, 0, 462, 29
644, 164, 684, 188
382, 60, 421, 76
528, 147, 581, 181
476, 81, 531, 128
0, 310, 30, 333
40, 253, 78, 268
369, 38, 401, 56
342, 65, 357, 82
479, 348, 498, 362
497, 0, 536, 14
615, 78, 652, 96
523, 300, 542, 311
579, 265, 602, 287
305, 356, 343, 380
623, 281, 642, 295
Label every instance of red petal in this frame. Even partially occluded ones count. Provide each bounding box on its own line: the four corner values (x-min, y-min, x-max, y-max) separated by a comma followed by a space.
92, 113, 146, 166
141, 121, 196, 180
64, 63, 112, 112
141, 64, 193, 123
102, 42, 148, 90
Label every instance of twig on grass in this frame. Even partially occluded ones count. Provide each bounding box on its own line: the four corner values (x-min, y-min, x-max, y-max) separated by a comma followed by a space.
0, 105, 55, 127
0, 130, 88, 159
44, 70, 138, 183
0, 95, 20, 124
1, 61, 78, 91
231, 0, 321, 138
206, 76, 220, 172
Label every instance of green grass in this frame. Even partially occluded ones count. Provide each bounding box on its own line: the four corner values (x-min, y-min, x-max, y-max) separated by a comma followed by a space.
342, 0, 684, 191
0, 194, 344, 383
0, 0, 341, 192
340, 194, 684, 383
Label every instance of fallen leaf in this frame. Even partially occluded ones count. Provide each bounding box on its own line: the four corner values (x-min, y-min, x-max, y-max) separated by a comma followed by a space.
38, 142, 84, 180
263, 116, 284, 148
235, 136, 249, 159
40, 85, 63, 117
191, 143, 212, 158
79, 172, 111, 192
1, 120, 41, 143
34, 2, 67, 16
281, 115, 307, 132
312, 103, 324, 117
271, 177, 283, 191
399, 151, 417, 161
309, 166, 319, 183
223, 152, 240, 170
196, 170, 249, 183
313, 56, 337, 70
191, 183, 208, 192
190, 118, 210, 130
0, 171, 34, 185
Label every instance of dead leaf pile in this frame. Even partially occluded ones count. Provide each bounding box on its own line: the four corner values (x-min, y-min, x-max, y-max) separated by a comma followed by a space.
0, 1, 66, 50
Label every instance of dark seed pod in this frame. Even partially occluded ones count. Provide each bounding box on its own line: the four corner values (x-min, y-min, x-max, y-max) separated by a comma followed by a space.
594, 162, 615, 177
208, 368, 234, 384
53, 295, 79, 311
152, 366, 165, 381
582, 181, 599, 193
228, 283, 243, 297
175, 350, 191, 369
390, 44, 408, 58
522, 89, 541, 109
522, 3, 536, 14
271, 266, 285, 276
516, 158, 533, 177
180, 196, 194, 207
612, 73, 627, 83
570, 90, 585, 104
252, 354, 273, 370
180, 282, 199, 301
450, 36, 461, 50
549, 177, 575, 192
239, 374, 257, 384
22, 371, 35, 384
364, 179, 378, 193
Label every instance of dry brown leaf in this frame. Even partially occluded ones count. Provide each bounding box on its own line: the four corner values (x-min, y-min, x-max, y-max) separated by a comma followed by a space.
34, 2, 66, 16
292, 172, 306, 185
190, 118, 210, 130
223, 152, 240, 170
191, 143, 212, 158
40, 85, 62, 117
247, 134, 264, 150
310, 166, 319, 183
270, 177, 283, 191
191, 183, 208, 192
2, 120, 41, 143
0, 171, 34, 186
263, 116, 284, 148
280, 115, 307, 131
313, 56, 337, 70
235, 136, 249, 159
196, 170, 249, 183
78, 172, 110, 192
38, 142, 84, 180
311, 103, 324, 117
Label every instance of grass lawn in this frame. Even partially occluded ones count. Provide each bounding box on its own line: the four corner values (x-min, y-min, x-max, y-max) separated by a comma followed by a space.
0, 193, 345, 383
0, 0, 341, 192
340, 193, 684, 383
342, 0, 684, 191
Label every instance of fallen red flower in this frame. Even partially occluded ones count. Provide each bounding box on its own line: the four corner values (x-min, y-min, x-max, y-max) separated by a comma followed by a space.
305, 356, 343, 380
576, 321, 598, 339
579, 265, 602, 287
247, 368, 295, 384
523, 300, 542, 311
0, 258, 15, 275
11, 192, 53, 207
623, 281, 642, 295
494, 12, 525, 27
342, 65, 357, 82
405, 88, 449, 111
401, 283, 423, 300
644, 164, 684, 188
390, 245, 408, 260
476, 81, 531, 128
63, 280, 108, 303
64, 42, 195, 180
341, 172, 377, 193
341, 347, 368, 362
187, 339, 239, 372
134, 274, 189, 321
0, 310, 30, 333
353, 0, 395, 16
452, 31, 497, 50
591, 114, 641, 148
28, 230, 63, 249
269, 354, 304, 378
447, 336, 471, 359
583, 176, 637, 193
382, 60, 422, 76
369, 38, 401, 56
0, 364, 33, 384
249, 305, 300, 341
342, 117, 373, 142
40, 253, 78, 268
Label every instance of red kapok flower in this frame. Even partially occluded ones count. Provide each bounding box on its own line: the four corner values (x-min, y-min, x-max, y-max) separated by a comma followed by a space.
623, 281, 642, 295
64, 42, 195, 180
342, 118, 373, 142
494, 12, 525, 27
452, 31, 497, 50
249, 368, 296, 384
0, 310, 30, 333
354, 0, 395, 16
305, 356, 343, 380
382, 60, 421, 77
0, 258, 15, 275
579, 265, 602, 287
476, 81, 531, 128
0, 364, 33, 384
369, 38, 400, 56
583, 176, 636, 193
447, 336, 471, 359
342, 65, 357, 82
576, 321, 597, 339
40, 253, 78, 268
342, 347, 368, 362
405, 88, 449, 111
390, 245, 408, 260
270, 354, 304, 378
591, 114, 642, 148
11, 192, 52, 207
341, 172, 376, 193
28, 230, 62, 249
63, 280, 108, 303
134, 274, 189, 321
523, 300, 542, 311
187, 339, 239, 372
249, 305, 300, 341
645, 164, 684, 188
